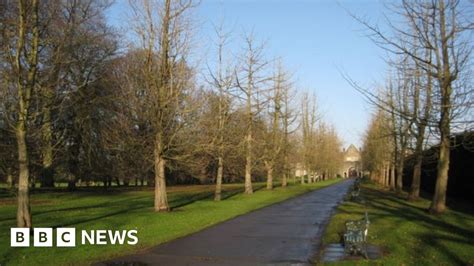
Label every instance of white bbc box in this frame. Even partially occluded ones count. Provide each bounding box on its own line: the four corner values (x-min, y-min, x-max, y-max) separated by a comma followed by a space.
11, 228, 30, 247
57, 228, 76, 247
33, 228, 53, 247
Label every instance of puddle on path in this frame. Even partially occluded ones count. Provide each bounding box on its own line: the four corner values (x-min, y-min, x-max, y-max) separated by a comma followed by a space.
321, 243, 382, 262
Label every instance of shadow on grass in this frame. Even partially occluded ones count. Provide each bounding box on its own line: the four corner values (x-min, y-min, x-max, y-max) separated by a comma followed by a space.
0, 185, 254, 223
171, 184, 266, 210
0, 189, 11, 198
416, 189, 474, 215
346, 186, 474, 265
0, 195, 152, 223
0, 182, 277, 265
41, 185, 265, 228
1, 183, 274, 233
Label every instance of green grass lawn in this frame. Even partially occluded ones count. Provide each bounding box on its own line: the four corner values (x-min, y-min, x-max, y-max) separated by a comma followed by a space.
0, 178, 341, 265
321, 181, 474, 265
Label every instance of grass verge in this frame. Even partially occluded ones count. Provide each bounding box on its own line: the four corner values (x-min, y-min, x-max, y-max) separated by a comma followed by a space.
321, 181, 474, 265
1, 178, 341, 265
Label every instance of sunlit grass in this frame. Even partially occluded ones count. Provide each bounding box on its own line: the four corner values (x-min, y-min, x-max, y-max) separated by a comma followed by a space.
0, 179, 341, 265
321, 181, 474, 265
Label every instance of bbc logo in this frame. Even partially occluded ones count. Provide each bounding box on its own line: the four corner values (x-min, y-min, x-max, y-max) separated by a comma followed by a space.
11, 228, 76, 247
11, 228, 138, 247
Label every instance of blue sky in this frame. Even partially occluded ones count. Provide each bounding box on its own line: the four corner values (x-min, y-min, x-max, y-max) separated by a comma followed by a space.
107, 0, 390, 148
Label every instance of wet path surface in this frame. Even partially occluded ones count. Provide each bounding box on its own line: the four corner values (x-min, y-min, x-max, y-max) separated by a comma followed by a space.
100, 179, 354, 266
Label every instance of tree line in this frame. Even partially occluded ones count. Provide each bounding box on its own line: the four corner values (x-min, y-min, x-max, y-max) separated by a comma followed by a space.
0, 0, 345, 227
356, 0, 472, 214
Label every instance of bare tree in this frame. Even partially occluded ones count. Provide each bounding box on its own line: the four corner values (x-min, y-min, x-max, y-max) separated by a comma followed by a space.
236, 31, 269, 194
129, 0, 196, 211
361, 109, 393, 185
408, 48, 433, 200
262, 62, 286, 190
301, 93, 318, 183
10, 0, 41, 227
205, 22, 236, 201
315, 124, 344, 180
280, 68, 298, 187
390, 60, 415, 192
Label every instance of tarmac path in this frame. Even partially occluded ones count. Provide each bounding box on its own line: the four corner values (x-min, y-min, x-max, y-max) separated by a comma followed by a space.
100, 179, 354, 265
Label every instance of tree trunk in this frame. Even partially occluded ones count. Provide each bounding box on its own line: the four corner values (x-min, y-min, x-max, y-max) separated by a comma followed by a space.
67, 177, 76, 191
430, 83, 451, 213
396, 162, 403, 192
282, 173, 287, 187
389, 163, 395, 190
282, 153, 288, 187
430, 133, 450, 214
7, 168, 14, 189
396, 146, 405, 192
266, 163, 273, 190
40, 90, 55, 188
382, 166, 385, 185
409, 131, 425, 200
16, 123, 32, 228
214, 155, 223, 201
244, 131, 253, 194
409, 157, 422, 200
429, 0, 451, 215
154, 134, 169, 211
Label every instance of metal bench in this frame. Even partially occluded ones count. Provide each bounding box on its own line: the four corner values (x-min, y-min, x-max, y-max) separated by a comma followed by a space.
343, 212, 370, 258
351, 187, 360, 200
350, 181, 361, 200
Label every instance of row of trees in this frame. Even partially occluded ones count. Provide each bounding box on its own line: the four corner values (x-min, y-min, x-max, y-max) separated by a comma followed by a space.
0, 0, 345, 227
359, 0, 472, 214
300, 94, 344, 182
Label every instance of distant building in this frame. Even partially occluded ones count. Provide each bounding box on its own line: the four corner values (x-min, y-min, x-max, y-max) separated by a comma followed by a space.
294, 163, 307, 177
340, 144, 361, 177
294, 144, 362, 179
